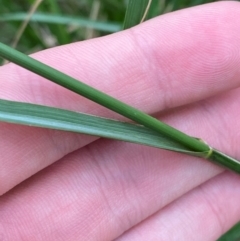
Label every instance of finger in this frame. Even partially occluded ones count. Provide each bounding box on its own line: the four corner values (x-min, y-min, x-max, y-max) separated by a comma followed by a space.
2, 86, 240, 240
115, 172, 240, 241
1, 1, 240, 195
0, 143, 221, 241
158, 87, 240, 159
2, 2, 240, 112
0, 124, 95, 194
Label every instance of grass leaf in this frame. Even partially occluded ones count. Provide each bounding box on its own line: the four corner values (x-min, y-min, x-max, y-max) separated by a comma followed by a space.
123, 0, 152, 29
217, 222, 240, 241
0, 13, 121, 33
0, 42, 240, 174
0, 99, 207, 156
0, 42, 209, 153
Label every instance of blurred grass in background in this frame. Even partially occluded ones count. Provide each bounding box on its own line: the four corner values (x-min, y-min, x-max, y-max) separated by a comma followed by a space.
0, 0, 239, 240
0, 0, 216, 56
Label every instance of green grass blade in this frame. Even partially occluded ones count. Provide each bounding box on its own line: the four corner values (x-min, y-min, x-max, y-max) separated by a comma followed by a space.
0, 13, 121, 33
123, 0, 152, 29
0, 99, 206, 156
0, 42, 240, 174
0, 42, 208, 153
218, 222, 240, 241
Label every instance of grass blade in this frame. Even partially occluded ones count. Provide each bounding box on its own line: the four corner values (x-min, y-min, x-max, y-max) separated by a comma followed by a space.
217, 222, 240, 241
123, 0, 152, 29
0, 42, 208, 153
0, 99, 206, 156
0, 42, 240, 174
0, 13, 121, 33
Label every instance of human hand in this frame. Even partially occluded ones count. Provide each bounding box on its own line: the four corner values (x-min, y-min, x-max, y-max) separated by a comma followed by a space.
1, 2, 240, 240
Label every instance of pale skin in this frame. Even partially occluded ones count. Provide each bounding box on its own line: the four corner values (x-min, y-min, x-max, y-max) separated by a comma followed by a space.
0, 2, 240, 240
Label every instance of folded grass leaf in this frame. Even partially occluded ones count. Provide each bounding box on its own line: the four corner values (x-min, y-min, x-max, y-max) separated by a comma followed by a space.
0, 99, 207, 157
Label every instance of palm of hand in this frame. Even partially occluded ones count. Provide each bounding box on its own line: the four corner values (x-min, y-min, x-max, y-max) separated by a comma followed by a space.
1, 2, 240, 240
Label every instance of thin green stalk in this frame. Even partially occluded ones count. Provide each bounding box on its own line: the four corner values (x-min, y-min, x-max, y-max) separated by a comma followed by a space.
140, 0, 152, 23
210, 150, 240, 173
0, 42, 208, 153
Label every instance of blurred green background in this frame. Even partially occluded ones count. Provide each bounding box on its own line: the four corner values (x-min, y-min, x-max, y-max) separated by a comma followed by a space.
0, 0, 239, 240
0, 0, 217, 56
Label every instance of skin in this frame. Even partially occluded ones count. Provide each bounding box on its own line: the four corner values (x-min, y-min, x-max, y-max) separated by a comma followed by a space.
0, 1, 240, 240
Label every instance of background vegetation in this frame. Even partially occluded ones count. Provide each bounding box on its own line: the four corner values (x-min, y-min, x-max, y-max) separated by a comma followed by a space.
0, 0, 216, 59
0, 0, 239, 240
